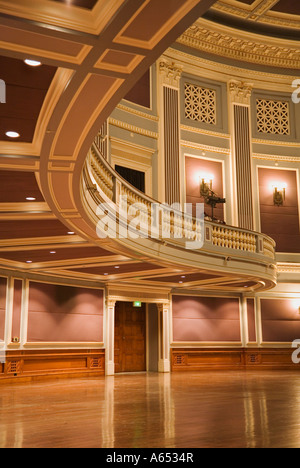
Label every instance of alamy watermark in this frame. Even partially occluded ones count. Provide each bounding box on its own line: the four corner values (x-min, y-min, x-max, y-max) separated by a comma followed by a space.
292, 340, 300, 364
96, 197, 205, 250
292, 79, 300, 104
0, 79, 6, 104
0, 341, 6, 364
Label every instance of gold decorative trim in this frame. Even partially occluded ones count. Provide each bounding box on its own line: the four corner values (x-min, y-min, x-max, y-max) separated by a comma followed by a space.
180, 124, 230, 139
108, 117, 158, 139
177, 18, 300, 70
212, 0, 300, 30
181, 139, 230, 155
116, 103, 158, 122
252, 153, 300, 163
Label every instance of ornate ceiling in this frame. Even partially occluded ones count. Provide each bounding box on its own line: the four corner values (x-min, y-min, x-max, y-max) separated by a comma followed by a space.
205, 0, 300, 37
176, 0, 300, 72
0, 0, 295, 293
2, 0, 239, 293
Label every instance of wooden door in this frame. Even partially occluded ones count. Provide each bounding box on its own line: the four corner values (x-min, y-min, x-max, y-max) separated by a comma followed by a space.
115, 302, 146, 373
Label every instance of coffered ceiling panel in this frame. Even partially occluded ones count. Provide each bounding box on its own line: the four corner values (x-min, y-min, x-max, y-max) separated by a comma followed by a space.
0, 56, 57, 143
0, 170, 44, 203
51, 0, 99, 9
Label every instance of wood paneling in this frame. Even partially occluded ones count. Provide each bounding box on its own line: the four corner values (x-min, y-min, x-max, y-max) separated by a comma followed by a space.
0, 349, 105, 381
171, 348, 300, 371
115, 301, 146, 373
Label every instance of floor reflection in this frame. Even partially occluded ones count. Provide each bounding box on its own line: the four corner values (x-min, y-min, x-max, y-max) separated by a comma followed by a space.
1, 371, 300, 447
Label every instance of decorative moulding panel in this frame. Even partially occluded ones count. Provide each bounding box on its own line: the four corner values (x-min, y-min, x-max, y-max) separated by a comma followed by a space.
180, 74, 228, 134
251, 90, 298, 142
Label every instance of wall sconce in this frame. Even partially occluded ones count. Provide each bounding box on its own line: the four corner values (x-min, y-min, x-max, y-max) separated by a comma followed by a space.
273, 183, 287, 206
200, 176, 213, 198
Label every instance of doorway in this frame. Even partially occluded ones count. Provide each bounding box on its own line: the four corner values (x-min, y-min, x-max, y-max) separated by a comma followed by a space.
114, 301, 147, 373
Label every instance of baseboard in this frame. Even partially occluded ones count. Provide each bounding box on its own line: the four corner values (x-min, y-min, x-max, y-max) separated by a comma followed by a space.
171, 348, 300, 371
0, 349, 105, 382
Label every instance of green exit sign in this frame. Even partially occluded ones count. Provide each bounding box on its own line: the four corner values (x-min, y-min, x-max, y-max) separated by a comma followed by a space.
133, 301, 142, 308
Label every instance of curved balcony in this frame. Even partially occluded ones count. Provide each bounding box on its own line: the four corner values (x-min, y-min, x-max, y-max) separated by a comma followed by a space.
80, 133, 277, 292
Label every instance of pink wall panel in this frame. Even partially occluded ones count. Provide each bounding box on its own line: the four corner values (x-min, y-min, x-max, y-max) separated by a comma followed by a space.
12, 280, 22, 341
185, 157, 224, 221
261, 299, 300, 342
172, 296, 241, 342
27, 282, 104, 343
258, 168, 300, 253
247, 299, 256, 342
0, 277, 6, 342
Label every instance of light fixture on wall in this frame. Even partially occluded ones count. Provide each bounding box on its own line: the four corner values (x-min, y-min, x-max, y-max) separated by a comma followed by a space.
198, 173, 226, 221
273, 183, 287, 206
199, 175, 213, 198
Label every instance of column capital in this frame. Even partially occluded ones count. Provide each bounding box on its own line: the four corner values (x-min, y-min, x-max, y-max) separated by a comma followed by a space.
106, 298, 116, 308
159, 59, 183, 88
229, 80, 254, 105
157, 302, 170, 313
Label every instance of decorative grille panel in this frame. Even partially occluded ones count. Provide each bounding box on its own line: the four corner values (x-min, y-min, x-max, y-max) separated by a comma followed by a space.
184, 83, 217, 125
256, 99, 290, 135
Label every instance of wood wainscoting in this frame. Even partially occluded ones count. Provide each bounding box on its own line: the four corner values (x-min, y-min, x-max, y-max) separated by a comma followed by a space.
171, 348, 300, 371
0, 349, 105, 383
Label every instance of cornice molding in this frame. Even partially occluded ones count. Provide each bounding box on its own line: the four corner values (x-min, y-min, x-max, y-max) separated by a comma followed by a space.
277, 263, 300, 274
108, 117, 158, 140
211, 0, 300, 30
177, 18, 300, 70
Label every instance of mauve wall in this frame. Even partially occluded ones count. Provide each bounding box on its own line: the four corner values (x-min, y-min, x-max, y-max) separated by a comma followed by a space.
27, 282, 104, 343
12, 279, 22, 340
261, 298, 300, 343
124, 69, 150, 108
185, 157, 224, 220
0, 277, 6, 341
258, 168, 300, 253
247, 298, 256, 342
172, 296, 241, 342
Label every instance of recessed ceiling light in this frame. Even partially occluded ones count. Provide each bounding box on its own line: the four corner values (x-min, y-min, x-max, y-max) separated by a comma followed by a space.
179, 281, 183, 284
67, 231, 75, 235
6, 131, 20, 138
104, 273, 109, 276
24, 59, 42, 67
114, 266, 120, 269
50, 251, 56, 254
181, 276, 186, 279
26, 197, 36, 201
26, 260, 32, 264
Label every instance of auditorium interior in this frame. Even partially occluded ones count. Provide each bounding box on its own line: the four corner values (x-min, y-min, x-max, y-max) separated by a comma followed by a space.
0, 0, 300, 449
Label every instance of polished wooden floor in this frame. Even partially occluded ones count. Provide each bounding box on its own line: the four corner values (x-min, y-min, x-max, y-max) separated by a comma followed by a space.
1, 371, 300, 448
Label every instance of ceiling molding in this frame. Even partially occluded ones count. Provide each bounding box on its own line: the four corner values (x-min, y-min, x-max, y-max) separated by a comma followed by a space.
177, 17, 300, 69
